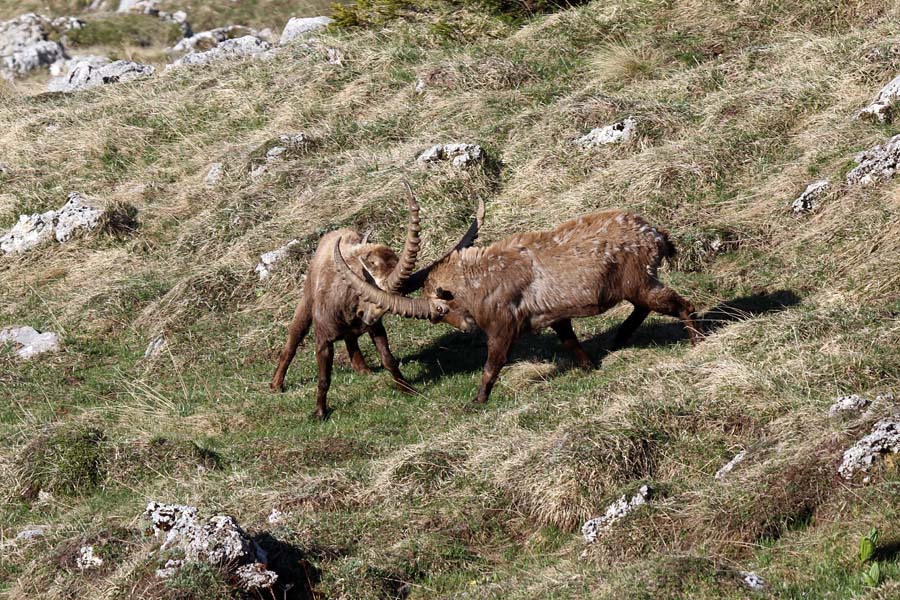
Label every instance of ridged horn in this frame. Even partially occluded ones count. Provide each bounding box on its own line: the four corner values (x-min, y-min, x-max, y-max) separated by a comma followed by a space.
333, 237, 446, 320
382, 180, 422, 294
400, 198, 486, 295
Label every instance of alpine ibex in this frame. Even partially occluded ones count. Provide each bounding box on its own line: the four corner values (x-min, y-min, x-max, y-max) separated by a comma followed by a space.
270, 182, 482, 419
334, 209, 700, 405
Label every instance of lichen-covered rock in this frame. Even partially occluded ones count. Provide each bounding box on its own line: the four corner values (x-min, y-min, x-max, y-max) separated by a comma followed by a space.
76, 545, 103, 570
2, 40, 65, 80
0, 210, 57, 254
0, 14, 67, 80
582, 485, 652, 542
858, 74, 900, 123
144, 502, 277, 591
839, 417, 900, 480
280, 16, 332, 45
171, 25, 255, 54
55, 192, 102, 242
49, 59, 155, 93
575, 117, 637, 148
828, 394, 871, 417
416, 143, 485, 168
255, 239, 300, 280
0, 326, 61, 359
846, 134, 900, 186
791, 179, 830, 213
715, 450, 747, 480
170, 35, 272, 68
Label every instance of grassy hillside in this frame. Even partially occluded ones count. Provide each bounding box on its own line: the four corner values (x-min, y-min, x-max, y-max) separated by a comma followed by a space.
2, 0, 900, 598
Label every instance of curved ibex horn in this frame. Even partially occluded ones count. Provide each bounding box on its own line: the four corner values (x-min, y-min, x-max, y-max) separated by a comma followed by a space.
333, 237, 446, 320
381, 179, 422, 293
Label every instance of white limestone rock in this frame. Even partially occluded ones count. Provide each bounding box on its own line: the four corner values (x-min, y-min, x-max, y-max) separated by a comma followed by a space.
839, 417, 900, 481
170, 35, 272, 68
49, 59, 155, 93
791, 179, 830, 213
2, 40, 65, 80
828, 394, 871, 417
0, 326, 61, 359
715, 449, 747, 480
144, 333, 167, 359
859, 74, 900, 123
16, 526, 47, 541
0, 14, 70, 80
575, 117, 637, 148
416, 143, 485, 168
54, 192, 102, 242
76, 545, 103, 570
171, 26, 254, 55
846, 134, 900, 186
581, 485, 652, 542
267, 508, 286, 524
256, 239, 300, 280
0, 210, 57, 254
204, 163, 224, 186
280, 16, 332, 45
741, 571, 766, 591
144, 502, 277, 591
49, 54, 109, 77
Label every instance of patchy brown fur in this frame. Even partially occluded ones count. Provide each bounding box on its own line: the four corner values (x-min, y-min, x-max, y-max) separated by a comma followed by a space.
270, 229, 415, 419
412, 211, 698, 404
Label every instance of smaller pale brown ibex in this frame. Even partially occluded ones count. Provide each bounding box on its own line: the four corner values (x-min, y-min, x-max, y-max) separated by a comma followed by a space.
335, 208, 700, 405
270, 182, 483, 419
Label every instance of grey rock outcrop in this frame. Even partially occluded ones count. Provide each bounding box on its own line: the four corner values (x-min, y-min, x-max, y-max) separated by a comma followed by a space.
791, 180, 830, 213
846, 134, 900, 186
575, 117, 637, 148
145, 502, 278, 591
170, 35, 272, 68
171, 26, 254, 55
1, 192, 103, 254
828, 394, 871, 417
255, 239, 300, 280
582, 485, 652, 542
0, 14, 68, 80
839, 417, 900, 481
49, 59, 155, 93
0, 326, 61, 359
49, 54, 109, 78
280, 16, 332, 45
416, 143, 485, 168
858, 74, 900, 123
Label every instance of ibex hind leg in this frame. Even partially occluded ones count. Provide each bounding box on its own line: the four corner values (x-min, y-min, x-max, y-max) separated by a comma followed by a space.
345, 335, 373, 374
551, 319, 593, 369
271, 296, 313, 391
634, 285, 701, 345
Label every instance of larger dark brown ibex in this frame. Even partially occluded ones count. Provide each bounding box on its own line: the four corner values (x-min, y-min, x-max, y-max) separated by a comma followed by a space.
270, 182, 482, 419
335, 209, 700, 405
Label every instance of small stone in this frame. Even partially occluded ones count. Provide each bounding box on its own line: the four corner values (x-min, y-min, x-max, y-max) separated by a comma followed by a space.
791, 180, 830, 213
741, 571, 766, 591
575, 117, 637, 148
204, 163, 224, 186
828, 394, 871, 417
267, 508, 286, 524
0, 326, 61, 359
155, 558, 183, 579
416, 143, 484, 168
16, 526, 47, 541
582, 485, 652, 543
715, 449, 747, 480
144, 333, 167, 359
839, 417, 900, 480
256, 239, 300, 280
235, 562, 279, 590
280, 16, 332, 45
846, 134, 900, 186
414, 78, 426, 93
76, 545, 104, 570
37, 489, 54, 504
327, 47, 343, 66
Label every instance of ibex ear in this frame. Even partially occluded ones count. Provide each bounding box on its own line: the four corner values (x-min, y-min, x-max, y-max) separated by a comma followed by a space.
357, 257, 379, 286
435, 287, 454, 300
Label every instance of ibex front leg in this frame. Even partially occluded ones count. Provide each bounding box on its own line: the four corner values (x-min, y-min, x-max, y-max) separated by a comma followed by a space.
474, 332, 515, 404
314, 334, 335, 420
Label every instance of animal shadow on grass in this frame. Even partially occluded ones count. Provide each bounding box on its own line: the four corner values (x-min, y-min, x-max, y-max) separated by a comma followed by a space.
252, 532, 319, 600
403, 289, 802, 384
